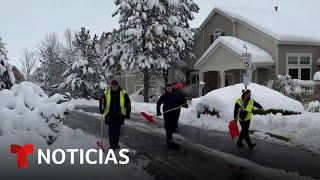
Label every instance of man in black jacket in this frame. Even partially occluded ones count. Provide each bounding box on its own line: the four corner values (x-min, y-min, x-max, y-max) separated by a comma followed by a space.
99, 80, 131, 150
234, 89, 263, 149
157, 84, 186, 149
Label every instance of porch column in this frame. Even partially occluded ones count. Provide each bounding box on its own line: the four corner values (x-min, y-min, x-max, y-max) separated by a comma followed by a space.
199, 71, 205, 96
220, 71, 225, 88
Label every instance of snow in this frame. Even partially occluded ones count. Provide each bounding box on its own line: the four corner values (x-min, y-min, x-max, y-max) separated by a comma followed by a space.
130, 83, 320, 153
0, 82, 74, 144
131, 101, 320, 153
314, 71, 320, 81
308, 101, 320, 113
199, 0, 320, 43
192, 83, 304, 114
70, 98, 99, 107
195, 36, 274, 69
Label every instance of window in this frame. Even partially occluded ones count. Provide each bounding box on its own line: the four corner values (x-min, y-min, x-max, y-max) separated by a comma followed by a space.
286, 53, 312, 80
288, 68, 299, 79
210, 28, 223, 44
301, 68, 311, 80
300, 56, 311, 65
288, 56, 298, 65
191, 72, 199, 85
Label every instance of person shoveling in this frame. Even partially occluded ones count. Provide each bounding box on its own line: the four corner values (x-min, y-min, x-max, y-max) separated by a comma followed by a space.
98, 80, 131, 150
156, 83, 188, 150
233, 89, 263, 150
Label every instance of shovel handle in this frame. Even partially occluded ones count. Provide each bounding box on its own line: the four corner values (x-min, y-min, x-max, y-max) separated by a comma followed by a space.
162, 104, 187, 114
100, 115, 104, 143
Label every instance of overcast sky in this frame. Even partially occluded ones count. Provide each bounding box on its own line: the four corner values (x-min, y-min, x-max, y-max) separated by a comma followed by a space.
0, 0, 220, 67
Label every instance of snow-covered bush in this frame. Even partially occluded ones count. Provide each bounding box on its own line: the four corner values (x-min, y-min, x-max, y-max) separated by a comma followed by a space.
0, 37, 15, 90
267, 75, 314, 105
0, 82, 74, 144
183, 84, 198, 100
307, 100, 320, 112
267, 75, 301, 96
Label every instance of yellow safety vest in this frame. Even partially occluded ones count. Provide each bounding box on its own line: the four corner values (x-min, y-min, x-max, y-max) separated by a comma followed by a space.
104, 89, 126, 117
236, 98, 254, 121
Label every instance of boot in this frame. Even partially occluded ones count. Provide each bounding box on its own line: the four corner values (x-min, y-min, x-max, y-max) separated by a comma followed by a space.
167, 141, 180, 151
237, 141, 245, 148
248, 143, 256, 150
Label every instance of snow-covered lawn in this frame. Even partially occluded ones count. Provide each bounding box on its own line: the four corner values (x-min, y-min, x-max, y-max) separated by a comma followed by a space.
131, 83, 320, 153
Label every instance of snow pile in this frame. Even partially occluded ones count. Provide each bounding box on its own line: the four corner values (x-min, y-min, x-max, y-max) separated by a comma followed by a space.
307, 101, 320, 113
192, 83, 304, 115
314, 71, 320, 81
0, 82, 74, 144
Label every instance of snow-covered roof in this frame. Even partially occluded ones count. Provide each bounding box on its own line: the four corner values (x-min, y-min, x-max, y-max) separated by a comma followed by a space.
199, 0, 320, 44
195, 36, 274, 69
314, 72, 320, 81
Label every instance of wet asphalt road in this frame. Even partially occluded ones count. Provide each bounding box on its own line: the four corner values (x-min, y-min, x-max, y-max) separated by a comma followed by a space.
64, 106, 320, 180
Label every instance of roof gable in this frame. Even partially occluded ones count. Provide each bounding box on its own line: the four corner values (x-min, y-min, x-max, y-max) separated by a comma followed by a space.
197, 0, 320, 45
195, 36, 274, 69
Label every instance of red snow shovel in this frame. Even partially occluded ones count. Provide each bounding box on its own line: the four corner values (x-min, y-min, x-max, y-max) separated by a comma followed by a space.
97, 115, 106, 151
229, 120, 240, 140
141, 105, 187, 123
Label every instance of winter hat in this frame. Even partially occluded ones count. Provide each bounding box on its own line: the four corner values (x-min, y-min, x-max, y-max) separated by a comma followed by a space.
175, 83, 184, 90
111, 80, 119, 86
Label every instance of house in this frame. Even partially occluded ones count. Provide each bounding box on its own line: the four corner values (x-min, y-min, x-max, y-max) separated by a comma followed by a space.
187, 3, 320, 96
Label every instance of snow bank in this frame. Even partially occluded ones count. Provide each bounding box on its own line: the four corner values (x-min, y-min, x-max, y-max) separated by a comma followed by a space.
192, 83, 304, 115
0, 82, 74, 144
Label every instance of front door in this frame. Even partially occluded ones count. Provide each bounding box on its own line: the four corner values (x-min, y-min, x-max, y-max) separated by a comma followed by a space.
225, 73, 236, 86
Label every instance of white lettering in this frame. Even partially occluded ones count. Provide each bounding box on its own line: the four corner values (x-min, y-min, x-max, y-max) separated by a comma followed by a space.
104, 149, 118, 164
119, 149, 130, 165
85, 149, 97, 164
37, 149, 50, 164
52, 149, 66, 165
66, 149, 78, 164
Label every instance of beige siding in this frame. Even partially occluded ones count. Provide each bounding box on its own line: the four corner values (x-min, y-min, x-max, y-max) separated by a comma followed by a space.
203, 13, 233, 51
278, 45, 320, 77
186, 13, 234, 69
236, 23, 277, 62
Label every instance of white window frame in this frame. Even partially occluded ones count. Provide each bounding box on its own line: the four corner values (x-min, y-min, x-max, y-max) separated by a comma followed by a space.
213, 28, 223, 41
286, 53, 312, 80
190, 71, 199, 85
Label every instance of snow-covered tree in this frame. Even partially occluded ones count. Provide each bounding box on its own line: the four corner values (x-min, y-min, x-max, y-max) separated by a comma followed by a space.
0, 37, 15, 89
37, 33, 66, 94
103, 0, 199, 102
60, 28, 105, 99
20, 49, 38, 81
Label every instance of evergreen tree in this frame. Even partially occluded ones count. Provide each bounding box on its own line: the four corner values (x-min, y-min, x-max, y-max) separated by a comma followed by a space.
0, 37, 15, 90
60, 28, 104, 99
37, 33, 66, 94
103, 0, 199, 102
